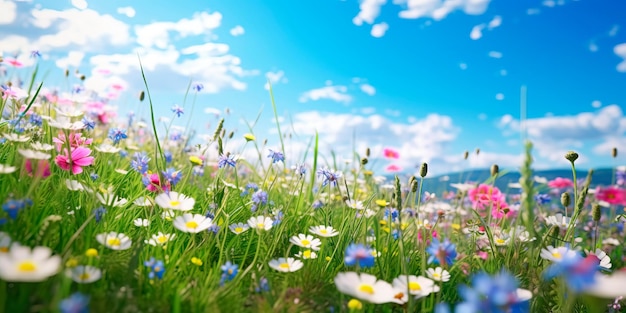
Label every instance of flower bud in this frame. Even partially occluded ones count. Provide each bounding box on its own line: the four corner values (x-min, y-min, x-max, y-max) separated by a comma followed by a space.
565, 151, 579, 163
591, 203, 602, 222
360, 158, 368, 165
419, 163, 428, 178
561, 192, 571, 207
612, 147, 618, 158
464, 150, 469, 160
139, 91, 145, 102
365, 147, 370, 157
490, 164, 499, 177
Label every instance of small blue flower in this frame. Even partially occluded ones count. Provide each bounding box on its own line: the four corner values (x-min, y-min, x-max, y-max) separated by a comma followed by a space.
426, 238, 457, 266
192, 83, 204, 92
171, 104, 184, 117
543, 252, 598, 292
90, 172, 99, 181
267, 149, 285, 163
162, 168, 182, 186
82, 117, 95, 131
220, 261, 239, 285
131, 152, 150, 174
28, 113, 42, 127
2, 198, 30, 220
218, 154, 236, 168
144, 257, 165, 280
251, 190, 268, 205
317, 168, 342, 187
107, 128, 128, 145
30, 50, 41, 59
535, 194, 551, 205
94, 207, 106, 223
293, 163, 307, 176
457, 270, 527, 313
344, 243, 375, 268
59, 292, 89, 313
312, 200, 324, 210
255, 277, 270, 293
164, 151, 173, 164
207, 224, 220, 235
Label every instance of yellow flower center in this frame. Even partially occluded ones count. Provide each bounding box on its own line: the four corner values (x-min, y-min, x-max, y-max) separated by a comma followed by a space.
552, 252, 562, 259
235, 227, 243, 233
279, 263, 290, 269
18, 261, 36, 272
186, 221, 198, 229
358, 283, 375, 295
79, 273, 91, 280
408, 282, 422, 291
257, 223, 265, 229
301, 239, 310, 246
107, 238, 121, 246
433, 272, 441, 278
320, 229, 328, 234
157, 236, 168, 243
348, 299, 363, 310
170, 200, 180, 207
496, 238, 506, 244
303, 250, 312, 258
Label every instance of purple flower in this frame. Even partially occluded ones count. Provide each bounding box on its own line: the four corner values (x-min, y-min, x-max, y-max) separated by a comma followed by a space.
251, 190, 268, 205
171, 104, 184, 117
218, 154, 236, 168
426, 238, 457, 267
267, 149, 284, 163
131, 152, 150, 174
317, 168, 342, 187
192, 83, 204, 92
344, 243, 375, 268
59, 292, 89, 313
107, 128, 127, 145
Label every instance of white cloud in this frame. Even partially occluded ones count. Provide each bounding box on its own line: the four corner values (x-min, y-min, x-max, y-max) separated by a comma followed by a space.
264, 70, 287, 90
181, 43, 229, 55
609, 24, 619, 37
0, 0, 17, 24
397, 0, 491, 20
487, 15, 501, 29
459, 62, 467, 70
353, 0, 386, 25
360, 83, 376, 95
230, 25, 245, 36
488, 51, 502, 58
299, 85, 352, 104
470, 24, 485, 40
589, 42, 598, 52
591, 100, 601, 108
527, 8, 540, 15
71, 0, 87, 10
135, 12, 222, 49
495, 93, 504, 100
117, 6, 136, 18
614, 43, 626, 72
371, 22, 389, 37
55, 51, 85, 69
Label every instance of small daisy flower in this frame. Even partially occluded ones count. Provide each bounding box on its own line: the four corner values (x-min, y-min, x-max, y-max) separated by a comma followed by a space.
161, 210, 175, 221
540, 245, 578, 263
295, 249, 318, 259
426, 267, 451, 282
229, 222, 250, 235
334, 272, 404, 304
268, 257, 304, 272
173, 213, 213, 233
346, 199, 365, 210
247, 216, 273, 231
145, 232, 176, 246
0, 164, 17, 174
155, 192, 195, 211
18, 148, 51, 160
392, 275, 440, 299
289, 234, 322, 251
545, 213, 574, 229
95, 144, 121, 154
133, 218, 150, 227
3, 133, 31, 143
586, 248, 612, 269
133, 197, 153, 207
65, 180, 85, 191
309, 225, 339, 237
0, 244, 61, 282
602, 238, 620, 246
95, 232, 132, 250
0, 232, 13, 254
66, 265, 102, 284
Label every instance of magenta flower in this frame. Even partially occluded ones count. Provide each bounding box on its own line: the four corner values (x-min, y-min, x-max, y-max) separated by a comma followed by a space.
548, 177, 574, 189
25, 159, 51, 178
383, 147, 400, 159
468, 184, 505, 209
596, 186, 626, 205
55, 147, 95, 175
53, 132, 93, 152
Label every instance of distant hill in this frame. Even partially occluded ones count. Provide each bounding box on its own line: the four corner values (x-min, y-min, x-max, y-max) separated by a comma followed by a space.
415, 168, 616, 194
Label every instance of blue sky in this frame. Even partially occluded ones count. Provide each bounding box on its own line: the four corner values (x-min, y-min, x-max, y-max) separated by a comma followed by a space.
1, 0, 626, 176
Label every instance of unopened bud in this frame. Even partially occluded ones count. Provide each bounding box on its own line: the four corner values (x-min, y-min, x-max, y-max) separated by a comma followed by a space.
419, 163, 428, 178
490, 164, 499, 177
361, 158, 368, 165
139, 91, 145, 102
612, 147, 618, 158
475, 148, 480, 155
64, 69, 69, 77
365, 148, 370, 157
228, 131, 234, 139
79, 74, 86, 81
591, 203, 601, 222
464, 151, 469, 160
564, 151, 579, 163
561, 192, 571, 207
411, 180, 418, 193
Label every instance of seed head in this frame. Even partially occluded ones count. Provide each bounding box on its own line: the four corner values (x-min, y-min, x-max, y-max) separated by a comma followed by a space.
139, 91, 145, 102
561, 192, 571, 207
564, 151, 579, 163
463, 150, 469, 160
612, 147, 618, 158
419, 163, 428, 178
591, 203, 601, 222
490, 164, 499, 177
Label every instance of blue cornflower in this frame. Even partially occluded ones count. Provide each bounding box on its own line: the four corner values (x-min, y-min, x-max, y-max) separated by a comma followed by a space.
255, 277, 270, 293
251, 190, 268, 205
163, 151, 173, 163
293, 163, 307, 176
94, 207, 106, 223
457, 270, 529, 313
317, 168, 342, 187
163, 168, 182, 186
131, 152, 150, 174
272, 210, 283, 226
267, 149, 285, 163
2, 198, 30, 219
426, 238, 458, 267
192, 83, 204, 92
119, 150, 128, 158
107, 128, 128, 145
90, 172, 99, 181
30, 50, 41, 59
218, 154, 236, 168
169, 131, 182, 141
535, 194, 551, 205
220, 261, 239, 285
82, 117, 95, 131
344, 243, 375, 268
384, 208, 399, 220
543, 251, 598, 292
312, 200, 324, 209
144, 257, 165, 280
28, 113, 42, 127
207, 224, 220, 235
59, 292, 89, 313
240, 183, 259, 196
171, 104, 184, 117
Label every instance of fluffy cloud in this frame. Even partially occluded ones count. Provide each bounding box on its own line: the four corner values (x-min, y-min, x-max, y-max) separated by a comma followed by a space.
370, 22, 389, 37
614, 43, 626, 72
470, 24, 485, 40
488, 15, 502, 29
117, 6, 136, 18
353, 0, 386, 25
55, 51, 85, 69
299, 85, 352, 103
135, 12, 222, 49
71, 0, 88, 10
488, 51, 502, 58
360, 83, 376, 95
396, 0, 491, 20
264, 70, 287, 90
0, 0, 17, 24
230, 25, 245, 36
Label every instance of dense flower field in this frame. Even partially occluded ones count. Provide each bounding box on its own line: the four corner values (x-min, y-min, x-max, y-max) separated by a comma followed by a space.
1, 56, 626, 312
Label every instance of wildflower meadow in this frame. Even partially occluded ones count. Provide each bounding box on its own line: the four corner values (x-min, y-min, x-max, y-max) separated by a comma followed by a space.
1, 57, 626, 313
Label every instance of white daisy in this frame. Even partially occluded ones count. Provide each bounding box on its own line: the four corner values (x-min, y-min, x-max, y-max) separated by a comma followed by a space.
0, 244, 61, 282
309, 225, 339, 238
66, 265, 102, 283
3, 133, 31, 143
295, 250, 318, 259
392, 275, 440, 299
96, 193, 128, 208
540, 245, 578, 263
173, 213, 213, 233
65, 179, 86, 191
161, 210, 176, 221
0, 164, 17, 174
426, 267, 450, 282
133, 218, 150, 227
30, 142, 54, 151
96, 232, 132, 251
48, 119, 85, 130
602, 238, 620, 246
229, 222, 250, 235
584, 271, 626, 299
17, 148, 51, 160
289, 234, 322, 251
586, 248, 612, 269
95, 144, 121, 154
545, 213, 574, 229
247, 216, 273, 231
334, 272, 404, 304
133, 197, 153, 207
346, 199, 365, 210
268, 257, 303, 272
146, 232, 176, 246
155, 192, 195, 211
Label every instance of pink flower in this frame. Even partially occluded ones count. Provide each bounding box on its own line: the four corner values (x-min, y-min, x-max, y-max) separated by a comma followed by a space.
548, 177, 574, 189
491, 200, 515, 219
596, 186, 626, 205
385, 164, 402, 172
55, 147, 94, 175
477, 251, 489, 260
143, 173, 170, 193
382, 148, 399, 159
468, 184, 505, 209
4, 58, 23, 68
25, 159, 51, 178
53, 132, 93, 152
